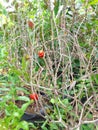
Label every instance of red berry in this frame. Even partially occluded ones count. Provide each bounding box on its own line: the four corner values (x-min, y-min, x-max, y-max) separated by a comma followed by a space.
29, 93, 38, 100
28, 20, 34, 29
38, 50, 45, 58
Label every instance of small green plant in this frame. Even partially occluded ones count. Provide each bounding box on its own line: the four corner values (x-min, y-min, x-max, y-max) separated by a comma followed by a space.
80, 124, 96, 130
0, 101, 37, 130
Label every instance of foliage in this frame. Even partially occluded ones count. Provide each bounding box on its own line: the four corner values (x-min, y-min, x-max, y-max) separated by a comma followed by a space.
0, 0, 98, 130
0, 101, 37, 130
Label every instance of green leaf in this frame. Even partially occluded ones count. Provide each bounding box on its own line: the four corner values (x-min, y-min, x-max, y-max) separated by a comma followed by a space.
19, 101, 31, 116
17, 96, 30, 102
89, 0, 98, 5
50, 98, 55, 104
41, 119, 48, 130
2, 8, 7, 16
28, 122, 37, 129
62, 99, 69, 105
54, 1, 60, 16
13, 112, 20, 118
22, 57, 26, 70
16, 87, 29, 94
15, 121, 29, 130
49, 123, 59, 130
91, 74, 98, 84
21, 57, 28, 71
0, 88, 9, 91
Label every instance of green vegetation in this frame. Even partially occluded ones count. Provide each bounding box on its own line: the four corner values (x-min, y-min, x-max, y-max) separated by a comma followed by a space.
0, 0, 98, 130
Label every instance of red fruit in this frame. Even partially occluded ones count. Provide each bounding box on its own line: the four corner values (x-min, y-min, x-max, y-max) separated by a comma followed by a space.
29, 93, 38, 101
28, 20, 34, 29
38, 50, 45, 58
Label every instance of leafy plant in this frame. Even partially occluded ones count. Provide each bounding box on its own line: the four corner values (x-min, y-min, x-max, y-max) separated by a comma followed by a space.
0, 0, 98, 130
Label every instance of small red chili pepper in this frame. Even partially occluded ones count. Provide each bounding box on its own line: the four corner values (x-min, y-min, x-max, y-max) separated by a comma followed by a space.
29, 93, 38, 101
28, 20, 34, 29
38, 50, 45, 58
